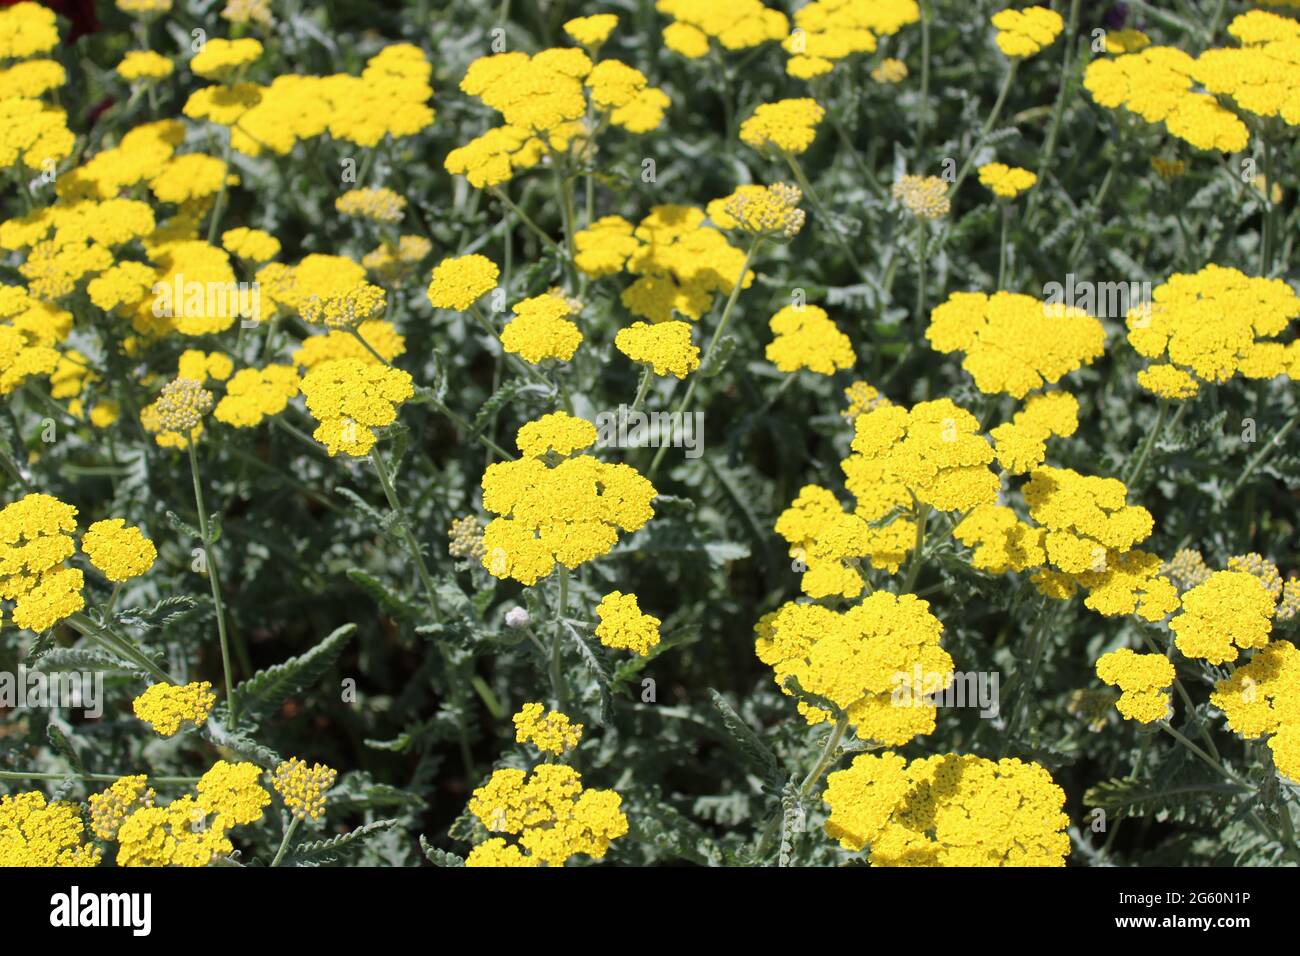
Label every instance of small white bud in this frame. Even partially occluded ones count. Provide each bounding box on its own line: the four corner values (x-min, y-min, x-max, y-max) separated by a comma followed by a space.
505, 607, 530, 629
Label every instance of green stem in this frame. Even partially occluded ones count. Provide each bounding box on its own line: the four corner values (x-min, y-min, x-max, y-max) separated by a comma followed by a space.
997, 205, 1011, 289
67, 613, 172, 684
916, 0, 931, 159
489, 186, 562, 254
784, 151, 864, 279
629, 366, 653, 414
1026, 0, 1081, 219
798, 713, 849, 799
1225, 408, 1300, 501
1123, 400, 1169, 488
369, 447, 442, 621
550, 567, 569, 711
206, 128, 235, 245
188, 442, 237, 721
0, 770, 198, 785
951, 61, 1019, 195
902, 503, 930, 594
648, 238, 761, 479
1260, 133, 1275, 276
270, 816, 301, 867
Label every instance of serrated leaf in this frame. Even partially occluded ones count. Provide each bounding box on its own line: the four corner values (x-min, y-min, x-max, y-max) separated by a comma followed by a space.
709, 689, 781, 784
348, 568, 422, 619
290, 819, 399, 865
231, 623, 356, 722
420, 835, 465, 867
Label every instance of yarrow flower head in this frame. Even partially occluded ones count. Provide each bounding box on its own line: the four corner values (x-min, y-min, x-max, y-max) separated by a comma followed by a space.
614, 320, 700, 379
1095, 648, 1174, 723
756, 593, 952, 746
141, 377, 214, 448
132, 681, 217, 736
0, 492, 84, 632
0, 791, 100, 867
426, 254, 499, 311
480, 415, 657, 585
823, 751, 1071, 866
1169, 570, 1275, 664
299, 358, 414, 456
766, 304, 855, 375
564, 14, 619, 48
892, 174, 950, 220
335, 187, 406, 224
1163, 548, 1212, 590
272, 758, 337, 820
88, 775, 156, 840
595, 591, 662, 655
196, 760, 271, 826
991, 5, 1064, 58
739, 98, 824, 155
716, 183, 806, 239
300, 281, 387, 330
513, 702, 583, 755
465, 764, 628, 866
190, 37, 263, 81
80, 518, 156, 582
499, 292, 583, 365
658, 0, 788, 60
977, 162, 1037, 199
1211, 639, 1300, 783
118, 50, 174, 82
1126, 264, 1300, 393
782, 0, 920, 78
927, 291, 1105, 398
448, 515, 486, 561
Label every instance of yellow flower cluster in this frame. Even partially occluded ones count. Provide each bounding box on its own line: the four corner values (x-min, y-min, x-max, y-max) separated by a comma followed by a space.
1211, 639, 1300, 783
872, 58, 908, 83
213, 364, 301, 428
221, 226, 280, 262
615, 320, 700, 378
132, 680, 217, 736
1105, 29, 1151, 54
1126, 265, 1300, 395
512, 702, 583, 754
81, 518, 157, 582
448, 515, 485, 561
299, 358, 414, 456
0, 287, 62, 394
0, 3, 59, 60
500, 292, 583, 364
738, 98, 825, 155
466, 765, 627, 866
711, 183, 807, 239
1164, 548, 1212, 590
448, 37, 666, 188
426, 254, 499, 311
1083, 46, 1249, 152
977, 162, 1037, 198
765, 304, 855, 375
335, 187, 406, 224
595, 591, 662, 655
118, 50, 174, 82
300, 281, 386, 331
193, 44, 433, 157
991, 6, 1064, 59
823, 751, 1071, 865
1023, 465, 1153, 567
272, 758, 338, 820
842, 379, 890, 419
191, 38, 263, 81
928, 291, 1105, 398
891, 174, 949, 219
657, 0, 788, 59
0, 492, 84, 632
293, 320, 404, 369
852, 398, 999, 512
1169, 570, 1275, 664
363, 235, 431, 285
115, 761, 269, 867
782, 0, 920, 79
564, 14, 619, 48
988, 390, 1079, 475
258, 252, 366, 317
0, 791, 100, 867
755, 593, 952, 746
141, 377, 214, 448
1194, 12, 1300, 128
574, 207, 752, 323
88, 775, 156, 840
0, 6, 71, 174
1228, 552, 1284, 601
1095, 648, 1174, 723
480, 414, 657, 585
